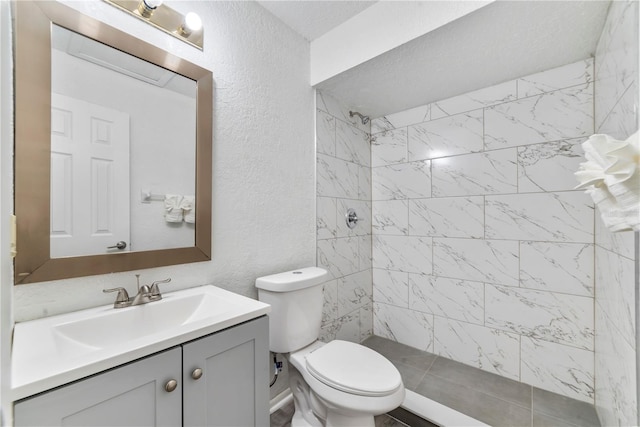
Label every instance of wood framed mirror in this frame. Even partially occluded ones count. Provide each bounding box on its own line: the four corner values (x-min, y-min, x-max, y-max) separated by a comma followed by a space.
14, 0, 212, 284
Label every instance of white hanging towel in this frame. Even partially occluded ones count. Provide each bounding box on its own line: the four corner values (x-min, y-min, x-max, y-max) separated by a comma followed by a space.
575, 132, 639, 232
181, 195, 195, 223
164, 194, 184, 223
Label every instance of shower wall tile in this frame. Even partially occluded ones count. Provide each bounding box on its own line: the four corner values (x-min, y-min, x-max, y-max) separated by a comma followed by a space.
371, 128, 408, 166
430, 80, 516, 119
485, 284, 594, 350
594, 0, 638, 130
409, 196, 484, 238
485, 192, 594, 243
317, 153, 358, 198
334, 312, 361, 342
322, 279, 338, 324
358, 235, 372, 271
373, 302, 434, 351
595, 208, 636, 259
316, 109, 336, 156
594, 2, 639, 424
337, 199, 370, 238
484, 83, 593, 150
521, 337, 594, 403
517, 59, 594, 98
517, 138, 586, 193
409, 275, 484, 325
358, 164, 372, 201
432, 149, 517, 197
372, 200, 409, 236
433, 238, 519, 286
520, 241, 594, 297
338, 269, 373, 317
317, 91, 369, 133
595, 246, 636, 349
373, 268, 409, 307
316, 197, 337, 240
408, 110, 484, 161
360, 303, 373, 341
336, 119, 370, 167
371, 104, 430, 134
434, 317, 520, 380
595, 303, 638, 427
317, 237, 359, 280
372, 161, 431, 201
597, 81, 639, 141
373, 235, 432, 275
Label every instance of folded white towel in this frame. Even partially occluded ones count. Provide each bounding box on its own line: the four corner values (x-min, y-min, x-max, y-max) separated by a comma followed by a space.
181, 195, 195, 223
575, 132, 639, 232
164, 194, 183, 223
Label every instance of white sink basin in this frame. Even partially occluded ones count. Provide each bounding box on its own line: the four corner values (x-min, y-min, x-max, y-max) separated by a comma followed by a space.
12, 285, 270, 400
54, 292, 220, 349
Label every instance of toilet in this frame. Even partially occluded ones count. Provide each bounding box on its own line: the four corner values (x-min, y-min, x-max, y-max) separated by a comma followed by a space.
256, 267, 405, 427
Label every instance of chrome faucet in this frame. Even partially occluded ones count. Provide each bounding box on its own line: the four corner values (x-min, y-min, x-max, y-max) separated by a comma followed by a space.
103, 275, 171, 308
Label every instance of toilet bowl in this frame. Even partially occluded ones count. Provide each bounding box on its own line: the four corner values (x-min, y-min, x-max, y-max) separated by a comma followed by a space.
256, 267, 405, 427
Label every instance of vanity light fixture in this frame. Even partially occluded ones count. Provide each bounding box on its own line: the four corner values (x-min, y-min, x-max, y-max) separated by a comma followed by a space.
102, 0, 204, 50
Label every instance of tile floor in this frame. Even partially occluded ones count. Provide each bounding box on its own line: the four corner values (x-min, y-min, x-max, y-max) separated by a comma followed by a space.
362, 336, 601, 427
271, 336, 601, 427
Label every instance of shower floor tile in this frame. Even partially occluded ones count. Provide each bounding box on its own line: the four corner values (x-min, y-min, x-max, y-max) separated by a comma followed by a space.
362, 335, 601, 427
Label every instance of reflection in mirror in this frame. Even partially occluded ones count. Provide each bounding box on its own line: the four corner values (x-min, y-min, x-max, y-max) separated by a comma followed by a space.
50, 25, 196, 258
14, 0, 212, 284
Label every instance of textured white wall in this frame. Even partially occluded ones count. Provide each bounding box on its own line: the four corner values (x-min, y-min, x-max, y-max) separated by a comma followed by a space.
11, 0, 315, 321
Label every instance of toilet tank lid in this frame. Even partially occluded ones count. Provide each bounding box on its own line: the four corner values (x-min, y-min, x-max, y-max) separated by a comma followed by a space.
255, 267, 328, 292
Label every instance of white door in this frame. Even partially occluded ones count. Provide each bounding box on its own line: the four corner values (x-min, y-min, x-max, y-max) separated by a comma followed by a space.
50, 93, 130, 258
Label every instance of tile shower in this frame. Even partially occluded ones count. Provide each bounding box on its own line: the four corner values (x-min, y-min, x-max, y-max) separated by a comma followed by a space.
316, 0, 638, 424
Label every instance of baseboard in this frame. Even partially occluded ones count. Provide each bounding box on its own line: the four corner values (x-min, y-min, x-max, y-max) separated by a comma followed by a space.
269, 388, 294, 414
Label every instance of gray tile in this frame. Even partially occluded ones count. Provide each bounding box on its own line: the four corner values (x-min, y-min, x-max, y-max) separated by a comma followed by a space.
388, 407, 439, 427
375, 413, 411, 427
533, 412, 585, 427
394, 360, 427, 392
362, 335, 437, 371
427, 356, 532, 408
532, 388, 600, 427
416, 373, 532, 427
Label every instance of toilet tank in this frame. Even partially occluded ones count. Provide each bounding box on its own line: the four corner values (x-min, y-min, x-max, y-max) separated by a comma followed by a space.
255, 267, 328, 353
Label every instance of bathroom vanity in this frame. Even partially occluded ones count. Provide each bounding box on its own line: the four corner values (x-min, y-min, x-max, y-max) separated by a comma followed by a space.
11, 286, 271, 426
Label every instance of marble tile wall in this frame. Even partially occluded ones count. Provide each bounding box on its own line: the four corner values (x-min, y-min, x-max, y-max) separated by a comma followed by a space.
316, 91, 373, 343
370, 58, 597, 403
593, 1, 639, 426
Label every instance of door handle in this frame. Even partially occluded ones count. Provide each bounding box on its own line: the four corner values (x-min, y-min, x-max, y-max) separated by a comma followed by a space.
107, 241, 127, 250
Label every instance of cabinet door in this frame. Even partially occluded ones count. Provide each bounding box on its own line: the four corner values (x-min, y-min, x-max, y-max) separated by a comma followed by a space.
14, 347, 182, 427
183, 316, 270, 427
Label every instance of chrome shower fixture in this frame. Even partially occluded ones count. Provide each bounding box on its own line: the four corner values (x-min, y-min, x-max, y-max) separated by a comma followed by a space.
349, 111, 370, 125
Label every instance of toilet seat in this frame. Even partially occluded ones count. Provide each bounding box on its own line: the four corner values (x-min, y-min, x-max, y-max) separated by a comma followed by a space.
305, 340, 402, 397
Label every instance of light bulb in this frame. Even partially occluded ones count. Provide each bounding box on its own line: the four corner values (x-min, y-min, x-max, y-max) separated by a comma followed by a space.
143, 0, 163, 9
138, 0, 162, 17
185, 12, 202, 32
179, 12, 202, 37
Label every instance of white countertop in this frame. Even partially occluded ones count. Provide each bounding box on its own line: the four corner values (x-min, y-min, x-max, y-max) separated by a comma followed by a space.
11, 285, 270, 401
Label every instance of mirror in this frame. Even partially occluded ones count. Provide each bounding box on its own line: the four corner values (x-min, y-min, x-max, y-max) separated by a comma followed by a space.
14, 0, 212, 284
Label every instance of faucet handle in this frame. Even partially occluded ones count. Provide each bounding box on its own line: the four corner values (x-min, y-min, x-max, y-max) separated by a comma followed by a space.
103, 287, 130, 309
149, 278, 171, 301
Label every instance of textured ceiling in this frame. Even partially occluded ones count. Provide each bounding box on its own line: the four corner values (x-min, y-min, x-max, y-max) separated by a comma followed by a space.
316, 0, 611, 118
258, 1, 611, 119
257, 1, 377, 41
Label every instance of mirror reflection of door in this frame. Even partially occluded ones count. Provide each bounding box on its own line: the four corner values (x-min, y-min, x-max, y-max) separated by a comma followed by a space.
50, 94, 131, 258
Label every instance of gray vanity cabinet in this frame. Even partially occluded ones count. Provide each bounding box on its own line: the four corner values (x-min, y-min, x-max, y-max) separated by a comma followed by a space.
14, 317, 269, 427
183, 316, 270, 427
14, 347, 183, 426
